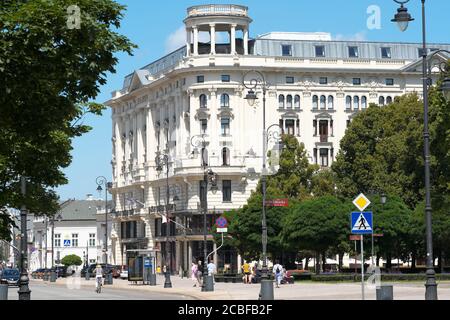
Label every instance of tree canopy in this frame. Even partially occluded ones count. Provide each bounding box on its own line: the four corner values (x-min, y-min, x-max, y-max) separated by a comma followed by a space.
61, 254, 82, 267
0, 0, 136, 239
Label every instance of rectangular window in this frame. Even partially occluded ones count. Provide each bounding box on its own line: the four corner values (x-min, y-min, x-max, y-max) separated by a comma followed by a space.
286, 76, 294, 84
54, 234, 61, 248
221, 118, 230, 136
381, 47, 391, 59
221, 75, 230, 82
349, 46, 359, 58
320, 148, 329, 167
89, 259, 96, 264
386, 78, 394, 86
281, 45, 292, 56
353, 78, 361, 85
89, 233, 96, 247
72, 233, 78, 247
197, 75, 204, 83
319, 77, 328, 85
222, 180, 232, 202
315, 45, 325, 57
285, 120, 295, 136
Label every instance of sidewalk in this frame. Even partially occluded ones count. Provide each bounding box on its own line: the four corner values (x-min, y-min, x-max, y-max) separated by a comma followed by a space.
31, 275, 450, 300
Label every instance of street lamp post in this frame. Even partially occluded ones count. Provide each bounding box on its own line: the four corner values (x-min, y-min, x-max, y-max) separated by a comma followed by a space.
391, 0, 450, 300
191, 134, 217, 292
17, 176, 31, 300
155, 149, 172, 288
96, 176, 112, 283
242, 70, 274, 300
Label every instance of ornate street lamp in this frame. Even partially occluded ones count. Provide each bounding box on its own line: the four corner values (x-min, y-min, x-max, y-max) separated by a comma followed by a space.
155, 149, 172, 288
191, 134, 216, 292
17, 176, 31, 300
242, 70, 274, 300
391, 0, 450, 300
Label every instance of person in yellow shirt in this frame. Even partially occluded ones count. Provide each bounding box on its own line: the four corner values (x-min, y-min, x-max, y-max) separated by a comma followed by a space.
242, 262, 251, 284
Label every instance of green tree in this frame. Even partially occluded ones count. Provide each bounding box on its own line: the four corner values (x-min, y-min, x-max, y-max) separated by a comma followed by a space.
281, 196, 352, 274
61, 254, 82, 267
0, 0, 136, 239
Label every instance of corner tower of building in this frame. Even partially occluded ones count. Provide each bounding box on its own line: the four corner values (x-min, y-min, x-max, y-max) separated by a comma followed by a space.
184, 4, 252, 56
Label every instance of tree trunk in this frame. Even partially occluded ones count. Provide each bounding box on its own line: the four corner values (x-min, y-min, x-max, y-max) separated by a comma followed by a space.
338, 253, 344, 272
411, 252, 416, 271
386, 252, 392, 271
315, 252, 320, 275
321, 251, 327, 272
376, 254, 380, 267
305, 257, 310, 270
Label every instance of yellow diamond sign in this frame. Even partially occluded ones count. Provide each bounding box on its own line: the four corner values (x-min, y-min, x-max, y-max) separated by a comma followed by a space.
353, 193, 371, 212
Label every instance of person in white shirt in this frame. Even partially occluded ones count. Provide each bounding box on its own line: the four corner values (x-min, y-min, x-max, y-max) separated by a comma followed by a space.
272, 261, 283, 288
207, 260, 216, 276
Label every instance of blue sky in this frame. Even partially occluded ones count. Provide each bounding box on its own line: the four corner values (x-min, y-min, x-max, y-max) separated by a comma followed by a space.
56, 0, 450, 200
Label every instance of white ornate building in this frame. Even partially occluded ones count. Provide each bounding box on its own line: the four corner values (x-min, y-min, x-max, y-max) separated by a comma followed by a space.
105, 4, 450, 273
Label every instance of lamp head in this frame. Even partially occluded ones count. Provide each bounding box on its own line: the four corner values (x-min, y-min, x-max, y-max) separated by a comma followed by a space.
391, 4, 414, 32
381, 193, 387, 205
440, 77, 450, 103
96, 185, 103, 192
244, 89, 258, 106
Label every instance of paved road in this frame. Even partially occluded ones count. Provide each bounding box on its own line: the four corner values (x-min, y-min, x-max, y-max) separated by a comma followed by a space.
7, 282, 195, 300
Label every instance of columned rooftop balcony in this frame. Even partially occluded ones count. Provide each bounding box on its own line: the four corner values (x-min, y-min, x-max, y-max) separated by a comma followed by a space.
187, 4, 248, 17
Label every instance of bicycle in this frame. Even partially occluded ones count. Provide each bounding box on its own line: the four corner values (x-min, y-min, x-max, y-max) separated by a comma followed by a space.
96, 276, 102, 294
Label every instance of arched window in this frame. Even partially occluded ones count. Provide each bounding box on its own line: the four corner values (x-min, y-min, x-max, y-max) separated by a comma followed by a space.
386, 96, 393, 104
361, 96, 367, 109
220, 94, 230, 108
312, 95, 319, 109
199, 94, 207, 108
294, 95, 301, 109
327, 95, 334, 110
353, 96, 360, 110
346, 96, 352, 110
286, 95, 293, 109
279, 95, 285, 109
379, 96, 385, 106
222, 148, 230, 166
320, 95, 326, 109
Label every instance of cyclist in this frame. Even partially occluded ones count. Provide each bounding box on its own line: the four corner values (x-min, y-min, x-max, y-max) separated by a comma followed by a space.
94, 264, 103, 293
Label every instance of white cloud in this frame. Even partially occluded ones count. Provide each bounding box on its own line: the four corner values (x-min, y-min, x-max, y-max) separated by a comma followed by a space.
333, 31, 367, 42
165, 26, 186, 53
165, 26, 228, 54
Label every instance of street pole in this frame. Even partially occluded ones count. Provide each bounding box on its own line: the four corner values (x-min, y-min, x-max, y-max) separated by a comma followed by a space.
420, 0, 438, 301
104, 183, 108, 266
51, 216, 54, 268
44, 218, 48, 269
18, 176, 31, 300
361, 235, 365, 301
164, 156, 172, 288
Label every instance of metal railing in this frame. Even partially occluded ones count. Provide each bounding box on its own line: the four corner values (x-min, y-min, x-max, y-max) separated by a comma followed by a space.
187, 4, 248, 17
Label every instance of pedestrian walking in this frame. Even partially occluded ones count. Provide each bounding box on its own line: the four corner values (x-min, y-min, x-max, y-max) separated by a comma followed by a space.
191, 262, 198, 287
242, 261, 251, 284
272, 260, 283, 288
207, 260, 216, 277
196, 260, 203, 287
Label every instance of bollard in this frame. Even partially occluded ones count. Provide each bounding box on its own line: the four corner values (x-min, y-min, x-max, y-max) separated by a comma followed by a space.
203, 275, 214, 292
85, 271, 90, 281
149, 274, 157, 286
104, 273, 113, 285
376, 285, 394, 300
43, 272, 48, 281
259, 279, 274, 300
0, 284, 8, 300
50, 271, 57, 282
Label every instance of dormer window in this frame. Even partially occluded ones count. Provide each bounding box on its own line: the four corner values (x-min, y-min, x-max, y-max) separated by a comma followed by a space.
349, 46, 359, 58
282, 45, 292, 56
381, 47, 391, 59
315, 45, 325, 57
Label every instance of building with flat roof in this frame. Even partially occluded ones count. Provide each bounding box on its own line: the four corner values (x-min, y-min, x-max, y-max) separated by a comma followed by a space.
105, 4, 450, 273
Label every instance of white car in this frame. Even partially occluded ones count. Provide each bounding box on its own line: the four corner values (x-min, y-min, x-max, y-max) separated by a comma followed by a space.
120, 270, 128, 280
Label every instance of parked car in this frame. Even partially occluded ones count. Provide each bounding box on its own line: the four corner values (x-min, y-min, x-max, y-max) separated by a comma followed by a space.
52, 266, 70, 278
81, 263, 114, 278
32, 268, 46, 279
111, 265, 122, 279
0, 268, 20, 287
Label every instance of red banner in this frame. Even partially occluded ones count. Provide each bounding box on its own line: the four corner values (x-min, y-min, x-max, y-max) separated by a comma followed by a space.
266, 199, 289, 207
349, 235, 362, 241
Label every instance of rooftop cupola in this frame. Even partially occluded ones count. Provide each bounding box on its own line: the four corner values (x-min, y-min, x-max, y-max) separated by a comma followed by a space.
184, 4, 252, 56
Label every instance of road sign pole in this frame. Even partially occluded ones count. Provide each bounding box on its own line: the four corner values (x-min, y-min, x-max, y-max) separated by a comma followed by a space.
361, 234, 365, 301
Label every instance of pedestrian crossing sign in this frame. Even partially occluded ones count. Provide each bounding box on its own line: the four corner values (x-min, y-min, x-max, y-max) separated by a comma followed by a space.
351, 212, 373, 234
